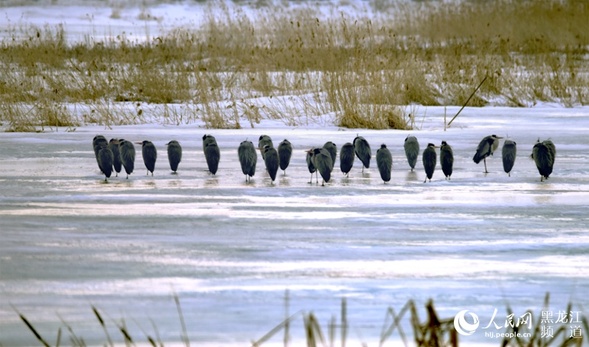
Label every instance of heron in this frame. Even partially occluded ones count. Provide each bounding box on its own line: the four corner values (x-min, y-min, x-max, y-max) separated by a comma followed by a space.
306, 149, 317, 184
532, 139, 556, 181
138, 140, 157, 176
108, 139, 122, 177
118, 139, 136, 179
473, 134, 503, 173
353, 135, 371, 172
92, 135, 108, 169
167, 140, 182, 174
322, 141, 337, 172
204, 141, 220, 175
339, 142, 355, 177
502, 139, 517, 177
440, 140, 454, 180
277, 139, 293, 175
404, 135, 419, 172
263, 145, 279, 183
238, 140, 257, 182
376, 144, 392, 183
309, 148, 333, 186
97, 143, 114, 182
423, 143, 438, 183
258, 135, 273, 160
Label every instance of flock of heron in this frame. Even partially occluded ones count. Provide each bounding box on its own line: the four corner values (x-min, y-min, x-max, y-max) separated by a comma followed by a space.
91, 134, 556, 184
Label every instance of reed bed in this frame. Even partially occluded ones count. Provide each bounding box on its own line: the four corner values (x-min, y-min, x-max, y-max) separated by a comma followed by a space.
13, 292, 586, 347
1, 0, 588, 131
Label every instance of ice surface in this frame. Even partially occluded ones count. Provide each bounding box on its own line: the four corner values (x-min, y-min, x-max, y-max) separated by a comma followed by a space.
2, 105, 589, 346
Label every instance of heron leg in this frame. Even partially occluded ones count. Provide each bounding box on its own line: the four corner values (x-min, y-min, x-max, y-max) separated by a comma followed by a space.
483, 158, 489, 173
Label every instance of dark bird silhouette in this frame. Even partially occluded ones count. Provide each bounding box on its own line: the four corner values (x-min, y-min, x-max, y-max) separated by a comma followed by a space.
238, 140, 257, 182
404, 135, 420, 171
473, 134, 503, 173
502, 139, 517, 177
423, 143, 438, 183
376, 144, 392, 183
306, 149, 317, 184
138, 140, 157, 176
277, 139, 293, 174
97, 144, 114, 182
118, 139, 136, 179
309, 148, 333, 186
532, 139, 556, 181
167, 140, 182, 174
92, 135, 108, 169
108, 138, 122, 177
322, 141, 337, 172
353, 135, 371, 172
204, 141, 221, 175
339, 142, 355, 177
440, 141, 454, 180
258, 135, 273, 160
263, 145, 279, 183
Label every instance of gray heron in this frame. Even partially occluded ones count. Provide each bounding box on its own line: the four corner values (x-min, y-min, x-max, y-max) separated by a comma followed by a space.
278, 139, 293, 174
376, 144, 392, 183
502, 140, 517, 177
108, 138, 122, 177
92, 135, 108, 169
353, 135, 371, 172
204, 141, 220, 175
97, 144, 114, 182
167, 140, 182, 174
138, 140, 157, 176
238, 140, 257, 182
532, 139, 555, 181
309, 148, 333, 186
339, 142, 355, 177
258, 135, 273, 160
322, 141, 337, 172
118, 139, 136, 179
440, 140, 453, 180
423, 143, 438, 183
263, 145, 279, 183
473, 134, 503, 173
404, 135, 419, 171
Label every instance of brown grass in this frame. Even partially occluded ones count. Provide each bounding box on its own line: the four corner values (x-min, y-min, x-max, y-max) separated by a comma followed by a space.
1, 0, 588, 131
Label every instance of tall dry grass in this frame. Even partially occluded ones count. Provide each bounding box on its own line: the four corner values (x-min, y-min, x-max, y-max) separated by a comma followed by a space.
1, 0, 588, 131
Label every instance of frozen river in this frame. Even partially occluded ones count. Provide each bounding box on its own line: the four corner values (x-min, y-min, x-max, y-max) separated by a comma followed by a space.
1, 106, 589, 346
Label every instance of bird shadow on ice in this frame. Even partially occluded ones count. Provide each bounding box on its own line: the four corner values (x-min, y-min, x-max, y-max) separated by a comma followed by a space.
279, 176, 290, 186
204, 177, 219, 187
405, 171, 418, 182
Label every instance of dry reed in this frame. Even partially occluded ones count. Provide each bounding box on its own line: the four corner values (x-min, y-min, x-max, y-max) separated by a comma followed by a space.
1, 0, 588, 131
